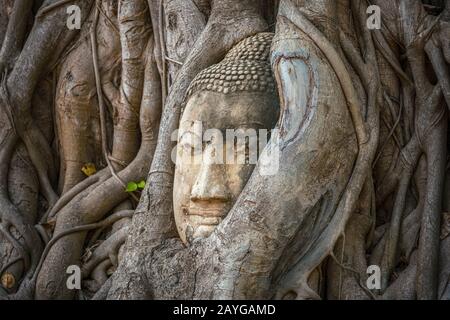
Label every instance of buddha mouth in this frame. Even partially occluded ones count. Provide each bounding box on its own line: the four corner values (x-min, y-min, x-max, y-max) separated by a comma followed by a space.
187, 205, 228, 225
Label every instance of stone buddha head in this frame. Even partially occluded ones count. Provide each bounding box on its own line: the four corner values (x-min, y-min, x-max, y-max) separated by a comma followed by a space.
173, 33, 280, 244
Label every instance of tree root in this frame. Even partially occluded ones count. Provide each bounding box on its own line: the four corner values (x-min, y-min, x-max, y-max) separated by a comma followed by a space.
82, 225, 129, 279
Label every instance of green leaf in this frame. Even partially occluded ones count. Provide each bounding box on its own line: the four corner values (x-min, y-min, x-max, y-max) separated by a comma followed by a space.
125, 181, 138, 192
137, 180, 146, 189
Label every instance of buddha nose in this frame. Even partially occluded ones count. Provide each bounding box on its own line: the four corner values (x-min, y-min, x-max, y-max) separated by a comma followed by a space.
190, 164, 231, 202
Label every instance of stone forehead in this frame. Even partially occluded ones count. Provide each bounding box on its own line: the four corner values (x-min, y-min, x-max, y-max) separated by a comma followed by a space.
186, 33, 275, 99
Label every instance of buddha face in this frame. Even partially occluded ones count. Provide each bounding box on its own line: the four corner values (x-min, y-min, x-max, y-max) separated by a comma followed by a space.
173, 91, 278, 244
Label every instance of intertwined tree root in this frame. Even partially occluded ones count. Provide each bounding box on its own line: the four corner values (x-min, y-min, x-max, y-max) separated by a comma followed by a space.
0, 0, 448, 300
